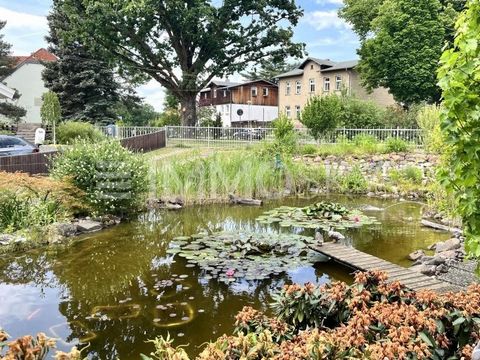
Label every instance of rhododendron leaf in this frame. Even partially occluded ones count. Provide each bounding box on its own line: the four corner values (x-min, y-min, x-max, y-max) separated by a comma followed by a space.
452, 317, 466, 326
419, 331, 434, 347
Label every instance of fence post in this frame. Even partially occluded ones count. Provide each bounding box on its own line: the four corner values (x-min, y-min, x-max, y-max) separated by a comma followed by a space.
164, 126, 168, 147
207, 126, 210, 147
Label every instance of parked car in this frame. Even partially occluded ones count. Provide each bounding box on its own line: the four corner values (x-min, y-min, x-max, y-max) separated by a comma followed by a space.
0, 135, 39, 157
232, 128, 265, 140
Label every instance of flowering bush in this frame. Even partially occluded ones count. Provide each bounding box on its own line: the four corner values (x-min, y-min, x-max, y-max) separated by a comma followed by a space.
147, 271, 480, 359
51, 139, 149, 216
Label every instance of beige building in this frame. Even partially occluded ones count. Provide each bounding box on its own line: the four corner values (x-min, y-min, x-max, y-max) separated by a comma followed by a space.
277, 58, 395, 123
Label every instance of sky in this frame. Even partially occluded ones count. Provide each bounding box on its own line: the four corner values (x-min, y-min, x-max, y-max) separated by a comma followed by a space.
0, 0, 359, 111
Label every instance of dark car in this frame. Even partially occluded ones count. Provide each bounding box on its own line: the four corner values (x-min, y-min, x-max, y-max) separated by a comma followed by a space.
232, 129, 265, 141
0, 135, 39, 157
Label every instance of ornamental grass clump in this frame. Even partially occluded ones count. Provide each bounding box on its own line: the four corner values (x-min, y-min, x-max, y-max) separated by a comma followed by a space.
51, 139, 148, 216
147, 271, 480, 359
0, 172, 86, 233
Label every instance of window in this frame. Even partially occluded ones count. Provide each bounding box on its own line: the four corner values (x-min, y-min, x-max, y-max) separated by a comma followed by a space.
225, 104, 230, 115
286, 82, 291, 96
310, 64, 314, 70
323, 77, 330, 92
251, 86, 258, 97
263, 87, 269, 97
295, 81, 301, 95
295, 105, 301, 119
213, 89, 217, 98
203, 92, 208, 99
335, 75, 342, 91
309, 79, 316, 93
223, 90, 227, 97
285, 106, 291, 118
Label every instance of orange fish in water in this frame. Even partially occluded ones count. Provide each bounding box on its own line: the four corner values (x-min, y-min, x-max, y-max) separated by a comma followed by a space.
27, 308, 41, 320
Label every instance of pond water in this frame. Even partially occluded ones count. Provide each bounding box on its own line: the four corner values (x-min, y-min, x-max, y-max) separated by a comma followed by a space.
0, 195, 450, 359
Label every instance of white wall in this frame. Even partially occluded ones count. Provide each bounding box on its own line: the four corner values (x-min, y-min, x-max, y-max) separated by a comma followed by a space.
2, 63, 48, 124
215, 104, 278, 127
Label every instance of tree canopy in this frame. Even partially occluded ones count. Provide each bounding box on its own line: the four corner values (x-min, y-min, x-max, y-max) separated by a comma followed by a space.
437, 0, 480, 260
56, 0, 305, 125
241, 59, 301, 84
340, 0, 465, 106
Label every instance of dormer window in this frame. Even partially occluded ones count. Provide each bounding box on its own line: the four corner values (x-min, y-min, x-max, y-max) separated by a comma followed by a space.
311, 65, 314, 70
251, 86, 258, 97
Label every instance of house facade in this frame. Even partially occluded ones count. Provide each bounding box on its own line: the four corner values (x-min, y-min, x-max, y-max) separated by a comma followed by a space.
199, 80, 279, 127
277, 58, 395, 124
1, 48, 57, 124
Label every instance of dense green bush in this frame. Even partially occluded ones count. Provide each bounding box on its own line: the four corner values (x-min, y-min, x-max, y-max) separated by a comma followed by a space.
299, 144, 318, 155
51, 139, 149, 216
270, 115, 297, 154
385, 137, 409, 153
57, 121, 105, 144
417, 104, 444, 153
339, 97, 384, 128
383, 105, 420, 128
340, 165, 368, 193
301, 95, 342, 138
389, 166, 423, 185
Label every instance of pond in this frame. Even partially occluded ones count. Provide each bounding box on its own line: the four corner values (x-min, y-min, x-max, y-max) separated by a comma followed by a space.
0, 195, 450, 359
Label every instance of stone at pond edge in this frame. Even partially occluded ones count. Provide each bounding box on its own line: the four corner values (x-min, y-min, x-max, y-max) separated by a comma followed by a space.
55, 223, 78, 238
76, 220, 103, 233
407, 250, 425, 262
435, 238, 461, 253
410, 264, 437, 276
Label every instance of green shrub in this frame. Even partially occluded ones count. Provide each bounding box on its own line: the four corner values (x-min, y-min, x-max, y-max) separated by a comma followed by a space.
51, 139, 149, 216
389, 166, 423, 185
0, 190, 67, 233
340, 165, 368, 193
301, 95, 342, 138
299, 144, 318, 155
339, 97, 384, 128
383, 104, 420, 128
417, 104, 444, 153
57, 121, 105, 144
385, 137, 409, 153
270, 115, 297, 154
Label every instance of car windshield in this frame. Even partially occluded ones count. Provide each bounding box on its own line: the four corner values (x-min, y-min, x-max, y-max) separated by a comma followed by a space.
0, 137, 29, 148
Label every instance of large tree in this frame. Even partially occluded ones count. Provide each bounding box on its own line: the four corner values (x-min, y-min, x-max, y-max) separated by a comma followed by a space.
0, 21, 27, 123
43, 0, 122, 124
340, 0, 465, 106
57, 0, 304, 125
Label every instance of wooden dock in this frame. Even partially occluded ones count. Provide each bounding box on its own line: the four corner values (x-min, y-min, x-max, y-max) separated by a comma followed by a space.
311, 242, 454, 292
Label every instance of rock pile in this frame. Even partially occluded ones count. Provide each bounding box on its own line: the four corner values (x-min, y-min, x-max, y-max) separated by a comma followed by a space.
409, 231, 465, 276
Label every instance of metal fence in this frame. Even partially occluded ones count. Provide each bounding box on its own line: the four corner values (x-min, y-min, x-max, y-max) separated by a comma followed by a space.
97, 126, 424, 147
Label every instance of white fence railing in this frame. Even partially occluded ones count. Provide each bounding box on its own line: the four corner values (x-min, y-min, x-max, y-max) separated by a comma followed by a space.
97, 126, 424, 147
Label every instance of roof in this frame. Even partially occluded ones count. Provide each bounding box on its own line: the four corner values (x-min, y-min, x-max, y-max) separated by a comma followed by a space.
201, 79, 277, 92
276, 58, 359, 78
320, 60, 359, 72
12, 48, 57, 68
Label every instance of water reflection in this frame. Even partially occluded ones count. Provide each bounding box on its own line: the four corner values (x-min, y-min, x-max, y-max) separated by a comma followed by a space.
0, 195, 450, 359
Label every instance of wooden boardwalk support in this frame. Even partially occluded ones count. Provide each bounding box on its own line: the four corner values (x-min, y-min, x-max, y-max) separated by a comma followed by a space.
310, 242, 455, 293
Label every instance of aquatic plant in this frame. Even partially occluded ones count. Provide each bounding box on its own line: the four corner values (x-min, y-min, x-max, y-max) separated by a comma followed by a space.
168, 232, 324, 283
257, 202, 378, 230
146, 271, 480, 359
140, 334, 189, 360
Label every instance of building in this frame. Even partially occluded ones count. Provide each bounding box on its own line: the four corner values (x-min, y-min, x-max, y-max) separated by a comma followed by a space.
1, 48, 57, 124
277, 57, 395, 123
198, 80, 279, 127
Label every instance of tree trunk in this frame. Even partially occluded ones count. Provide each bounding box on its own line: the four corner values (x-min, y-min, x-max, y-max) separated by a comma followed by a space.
180, 95, 197, 126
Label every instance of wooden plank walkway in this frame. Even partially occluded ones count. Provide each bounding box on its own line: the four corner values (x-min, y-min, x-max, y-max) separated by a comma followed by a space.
311, 242, 454, 293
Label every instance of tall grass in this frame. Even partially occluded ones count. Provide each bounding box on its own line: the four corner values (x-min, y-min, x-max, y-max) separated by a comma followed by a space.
154, 151, 327, 204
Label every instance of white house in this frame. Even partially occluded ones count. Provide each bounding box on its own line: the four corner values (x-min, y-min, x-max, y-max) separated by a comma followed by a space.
1, 48, 57, 124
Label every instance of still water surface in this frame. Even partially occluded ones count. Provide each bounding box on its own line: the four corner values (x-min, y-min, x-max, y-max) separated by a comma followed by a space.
0, 195, 450, 358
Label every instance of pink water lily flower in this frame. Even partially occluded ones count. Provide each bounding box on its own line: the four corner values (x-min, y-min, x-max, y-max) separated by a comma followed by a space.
226, 269, 235, 277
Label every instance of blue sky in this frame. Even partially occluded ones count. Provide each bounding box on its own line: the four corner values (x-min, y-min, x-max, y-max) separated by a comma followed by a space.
0, 0, 359, 109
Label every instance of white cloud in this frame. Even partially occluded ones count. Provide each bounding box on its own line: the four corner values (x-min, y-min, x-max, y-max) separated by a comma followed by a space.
303, 10, 350, 31
137, 80, 166, 112
0, 7, 48, 31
